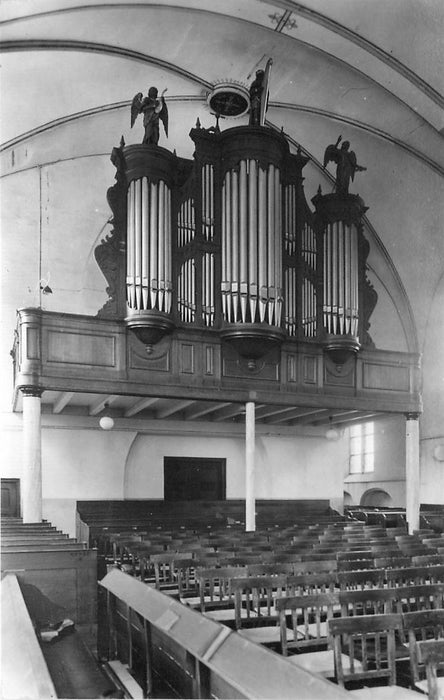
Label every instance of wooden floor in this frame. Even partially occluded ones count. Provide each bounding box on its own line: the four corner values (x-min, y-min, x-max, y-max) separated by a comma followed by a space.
39, 629, 117, 699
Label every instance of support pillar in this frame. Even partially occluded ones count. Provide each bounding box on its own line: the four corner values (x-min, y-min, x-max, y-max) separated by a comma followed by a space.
21, 386, 43, 523
405, 412, 420, 534
245, 401, 256, 531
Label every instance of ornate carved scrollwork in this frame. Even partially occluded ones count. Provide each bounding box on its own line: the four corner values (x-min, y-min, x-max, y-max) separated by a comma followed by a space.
95, 143, 127, 318
361, 275, 378, 348
358, 227, 378, 349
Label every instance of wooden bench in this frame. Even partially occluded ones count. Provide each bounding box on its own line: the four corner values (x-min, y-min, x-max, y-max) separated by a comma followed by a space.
1, 574, 56, 700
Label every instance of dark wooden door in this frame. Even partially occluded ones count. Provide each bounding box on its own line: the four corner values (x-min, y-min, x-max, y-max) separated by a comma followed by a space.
1, 479, 20, 517
164, 458, 226, 501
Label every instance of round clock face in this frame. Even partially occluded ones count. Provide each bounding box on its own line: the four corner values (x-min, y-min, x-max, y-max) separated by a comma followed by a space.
207, 85, 250, 118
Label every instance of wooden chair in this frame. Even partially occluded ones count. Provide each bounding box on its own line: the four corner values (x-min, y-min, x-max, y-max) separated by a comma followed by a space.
339, 587, 398, 617
337, 568, 385, 591
373, 556, 411, 570
402, 609, 444, 693
393, 583, 444, 615
150, 552, 193, 592
286, 571, 336, 596
275, 591, 357, 678
412, 554, 444, 566
246, 562, 294, 577
194, 565, 248, 617
386, 565, 444, 587
328, 613, 418, 697
231, 575, 290, 644
293, 559, 337, 574
415, 639, 444, 700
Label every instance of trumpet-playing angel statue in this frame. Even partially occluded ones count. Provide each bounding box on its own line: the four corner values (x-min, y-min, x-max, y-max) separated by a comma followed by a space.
323, 136, 367, 194
131, 87, 168, 145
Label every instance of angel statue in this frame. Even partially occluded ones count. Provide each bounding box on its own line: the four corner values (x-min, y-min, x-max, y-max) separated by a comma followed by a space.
323, 136, 367, 194
131, 87, 168, 145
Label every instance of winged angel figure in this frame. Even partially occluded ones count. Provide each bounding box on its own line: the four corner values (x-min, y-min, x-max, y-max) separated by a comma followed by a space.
131, 87, 168, 145
323, 136, 366, 194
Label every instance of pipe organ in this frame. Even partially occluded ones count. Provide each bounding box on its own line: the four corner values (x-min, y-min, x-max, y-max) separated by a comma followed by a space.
99, 124, 375, 362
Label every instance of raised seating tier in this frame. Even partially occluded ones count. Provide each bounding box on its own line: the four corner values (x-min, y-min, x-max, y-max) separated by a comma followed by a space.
77, 498, 342, 545
1, 518, 97, 625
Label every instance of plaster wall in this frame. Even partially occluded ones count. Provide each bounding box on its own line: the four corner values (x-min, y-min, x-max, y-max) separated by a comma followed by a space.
343, 415, 406, 506
40, 426, 347, 537
420, 274, 444, 505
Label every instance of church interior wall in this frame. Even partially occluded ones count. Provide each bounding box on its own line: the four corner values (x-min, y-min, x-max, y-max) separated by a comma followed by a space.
37, 425, 348, 537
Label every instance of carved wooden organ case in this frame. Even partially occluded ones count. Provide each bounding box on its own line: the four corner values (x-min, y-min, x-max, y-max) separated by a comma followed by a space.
96, 125, 376, 364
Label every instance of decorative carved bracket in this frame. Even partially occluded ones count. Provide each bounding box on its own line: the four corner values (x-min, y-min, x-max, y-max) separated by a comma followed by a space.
95, 143, 127, 318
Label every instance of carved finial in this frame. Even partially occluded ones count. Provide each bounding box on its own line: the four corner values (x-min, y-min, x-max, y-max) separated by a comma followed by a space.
196, 117, 201, 128
120, 135, 125, 148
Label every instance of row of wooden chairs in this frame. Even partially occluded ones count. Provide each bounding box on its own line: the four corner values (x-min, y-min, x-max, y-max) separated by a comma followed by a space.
178, 572, 444, 696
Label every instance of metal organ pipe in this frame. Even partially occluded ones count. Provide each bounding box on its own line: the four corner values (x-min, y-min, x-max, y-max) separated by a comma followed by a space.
323, 221, 359, 338
231, 170, 239, 323
221, 158, 282, 328
127, 180, 135, 309
258, 166, 267, 323
158, 181, 165, 312
239, 160, 248, 323
141, 177, 149, 310
126, 177, 173, 316
273, 166, 282, 326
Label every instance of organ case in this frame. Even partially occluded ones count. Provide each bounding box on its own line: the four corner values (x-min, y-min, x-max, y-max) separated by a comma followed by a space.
97, 123, 376, 362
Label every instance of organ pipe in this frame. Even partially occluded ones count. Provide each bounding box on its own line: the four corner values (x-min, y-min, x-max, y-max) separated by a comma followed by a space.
221, 159, 282, 329
126, 177, 173, 316
322, 221, 359, 337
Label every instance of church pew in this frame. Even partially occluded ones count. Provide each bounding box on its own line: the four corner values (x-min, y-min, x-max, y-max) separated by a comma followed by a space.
2, 548, 97, 624
1, 574, 57, 700
1, 542, 88, 552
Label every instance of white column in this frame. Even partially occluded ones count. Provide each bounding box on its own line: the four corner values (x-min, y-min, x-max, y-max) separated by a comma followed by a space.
21, 387, 43, 523
245, 401, 256, 531
405, 412, 420, 534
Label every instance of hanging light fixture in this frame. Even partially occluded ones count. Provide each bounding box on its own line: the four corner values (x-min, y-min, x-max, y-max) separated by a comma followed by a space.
99, 403, 114, 431
325, 416, 339, 441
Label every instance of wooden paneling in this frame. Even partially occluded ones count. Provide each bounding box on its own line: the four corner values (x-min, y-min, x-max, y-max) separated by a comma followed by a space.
47, 330, 116, 367
1, 479, 20, 517
1, 549, 97, 623
13, 309, 421, 415
363, 361, 410, 392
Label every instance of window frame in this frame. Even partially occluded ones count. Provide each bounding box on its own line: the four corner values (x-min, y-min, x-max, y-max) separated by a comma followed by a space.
349, 422, 375, 474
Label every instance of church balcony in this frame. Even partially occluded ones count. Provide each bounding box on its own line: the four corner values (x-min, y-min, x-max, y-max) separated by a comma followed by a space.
11, 308, 421, 421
